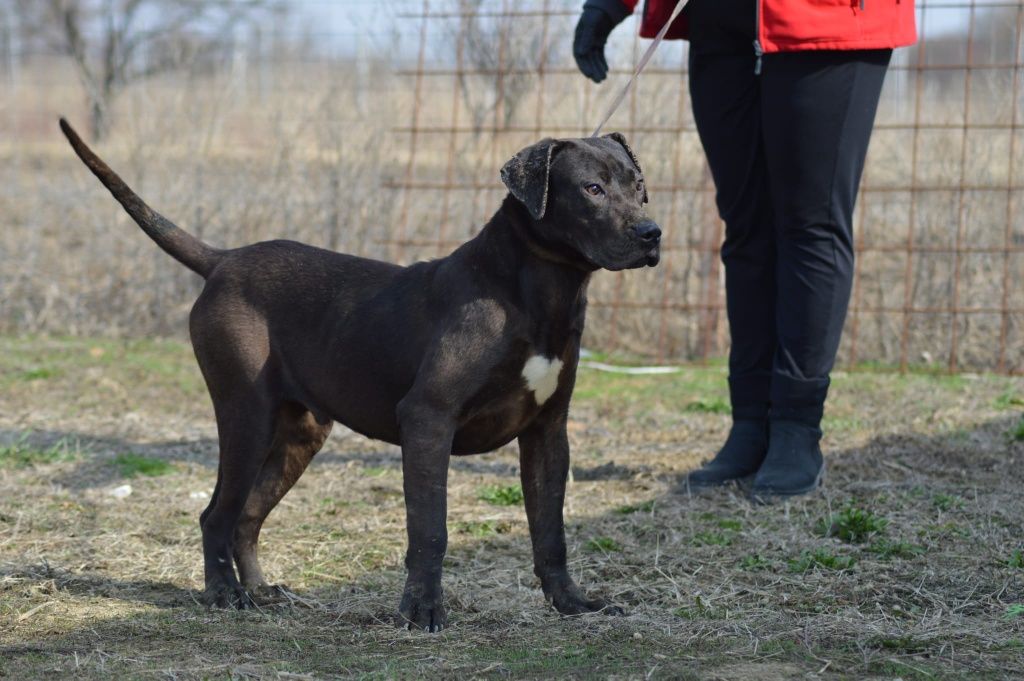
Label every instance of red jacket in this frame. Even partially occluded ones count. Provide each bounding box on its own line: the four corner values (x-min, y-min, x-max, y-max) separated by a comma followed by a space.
620, 0, 916, 53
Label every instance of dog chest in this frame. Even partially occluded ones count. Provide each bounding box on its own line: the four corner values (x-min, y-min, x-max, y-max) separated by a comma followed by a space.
521, 354, 564, 406
450, 351, 567, 454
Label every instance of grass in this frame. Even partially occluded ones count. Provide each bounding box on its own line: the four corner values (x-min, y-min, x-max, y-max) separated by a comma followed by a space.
0, 338, 209, 445
683, 398, 730, 415
1009, 549, 1024, 569
994, 391, 1024, 410
692, 531, 733, 547
867, 539, 925, 560
737, 554, 770, 571
1011, 415, 1024, 442
112, 453, 174, 478
788, 549, 857, 573
585, 536, 622, 553
613, 499, 655, 514
19, 367, 58, 381
0, 337, 1022, 678
0, 434, 79, 468
673, 596, 728, 621
816, 505, 888, 543
571, 363, 726, 408
922, 520, 970, 539
455, 520, 511, 537
932, 492, 964, 511
477, 484, 524, 506
870, 634, 931, 653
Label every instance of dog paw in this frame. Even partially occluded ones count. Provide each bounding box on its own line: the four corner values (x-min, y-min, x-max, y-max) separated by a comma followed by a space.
202, 582, 254, 610
249, 583, 294, 605
398, 592, 447, 632
547, 583, 626, 617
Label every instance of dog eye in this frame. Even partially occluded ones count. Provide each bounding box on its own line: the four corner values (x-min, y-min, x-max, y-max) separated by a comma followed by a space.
584, 183, 604, 196
636, 179, 645, 192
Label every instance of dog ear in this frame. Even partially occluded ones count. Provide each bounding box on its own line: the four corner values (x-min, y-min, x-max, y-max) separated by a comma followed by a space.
500, 138, 562, 220
602, 132, 648, 203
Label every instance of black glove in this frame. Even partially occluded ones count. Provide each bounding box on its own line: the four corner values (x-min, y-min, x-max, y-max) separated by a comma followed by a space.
573, 0, 630, 83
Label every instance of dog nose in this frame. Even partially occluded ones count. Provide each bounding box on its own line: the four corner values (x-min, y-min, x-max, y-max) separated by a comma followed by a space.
633, 221, 661, 244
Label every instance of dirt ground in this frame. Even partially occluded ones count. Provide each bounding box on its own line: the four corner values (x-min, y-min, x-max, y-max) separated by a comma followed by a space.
1, 336, 1022, 679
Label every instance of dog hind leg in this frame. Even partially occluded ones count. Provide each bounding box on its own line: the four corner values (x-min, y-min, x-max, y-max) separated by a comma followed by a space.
200, 393, 276, 609
199, 472, 222, 529
233, 401, 332, 599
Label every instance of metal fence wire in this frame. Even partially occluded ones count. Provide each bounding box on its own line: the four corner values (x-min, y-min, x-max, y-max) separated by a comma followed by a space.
387, 0, 1024, 374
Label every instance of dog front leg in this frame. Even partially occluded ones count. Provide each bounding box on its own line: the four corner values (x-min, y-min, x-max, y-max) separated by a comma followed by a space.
519, 414, 625, 617
396, 398, 453, 632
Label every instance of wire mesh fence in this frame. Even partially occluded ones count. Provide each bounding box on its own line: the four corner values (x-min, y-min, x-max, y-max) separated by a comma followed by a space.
0, 0, 1020, 374
386, 0, 1024, 374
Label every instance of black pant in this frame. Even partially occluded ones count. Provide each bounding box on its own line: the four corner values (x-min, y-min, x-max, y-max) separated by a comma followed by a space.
686, 0, 891, 425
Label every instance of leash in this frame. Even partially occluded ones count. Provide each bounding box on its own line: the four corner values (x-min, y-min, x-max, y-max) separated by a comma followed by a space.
583, 0, 690, 374
591, 0, 690, 137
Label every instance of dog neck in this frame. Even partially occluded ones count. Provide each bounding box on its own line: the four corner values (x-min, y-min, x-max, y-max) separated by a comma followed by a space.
500, 197, 593, 267
471, 198, 593, 289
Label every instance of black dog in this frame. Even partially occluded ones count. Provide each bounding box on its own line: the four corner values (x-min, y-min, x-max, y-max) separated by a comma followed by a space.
60, 118, 660, 631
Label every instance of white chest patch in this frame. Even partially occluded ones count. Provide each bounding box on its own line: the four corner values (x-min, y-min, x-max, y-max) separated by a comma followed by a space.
521, 355, 564, 406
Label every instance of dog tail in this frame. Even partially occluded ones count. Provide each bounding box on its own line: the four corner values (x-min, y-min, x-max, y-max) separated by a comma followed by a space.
59, 117, 222, 278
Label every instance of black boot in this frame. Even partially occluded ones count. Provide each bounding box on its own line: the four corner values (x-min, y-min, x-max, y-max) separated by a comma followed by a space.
683, 419, 768, 491
749, 420, 825, 500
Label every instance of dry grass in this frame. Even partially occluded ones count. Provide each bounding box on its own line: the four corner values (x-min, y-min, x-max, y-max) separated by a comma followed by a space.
1, 336, 1022, 678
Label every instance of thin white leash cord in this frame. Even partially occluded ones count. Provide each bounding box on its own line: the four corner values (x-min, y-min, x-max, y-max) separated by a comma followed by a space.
584, 0, 690, 374
591, 0, 691, 137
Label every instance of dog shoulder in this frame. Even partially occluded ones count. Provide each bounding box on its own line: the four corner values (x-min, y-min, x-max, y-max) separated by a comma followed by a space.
450, 297, 509, 339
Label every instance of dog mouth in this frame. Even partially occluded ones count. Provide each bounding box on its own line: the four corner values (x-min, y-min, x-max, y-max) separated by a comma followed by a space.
634, 246, 660, 268
611, 249, 659, 270
599, 240, 661, 271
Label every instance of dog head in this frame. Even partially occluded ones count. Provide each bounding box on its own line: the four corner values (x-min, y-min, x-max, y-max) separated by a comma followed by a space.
500, 134, 660, 271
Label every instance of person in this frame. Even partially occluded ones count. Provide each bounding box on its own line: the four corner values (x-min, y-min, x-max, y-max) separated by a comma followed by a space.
573, 0, 916, 498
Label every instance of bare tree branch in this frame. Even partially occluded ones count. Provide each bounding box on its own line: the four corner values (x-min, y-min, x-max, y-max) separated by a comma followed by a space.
15, 0, 277, 139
